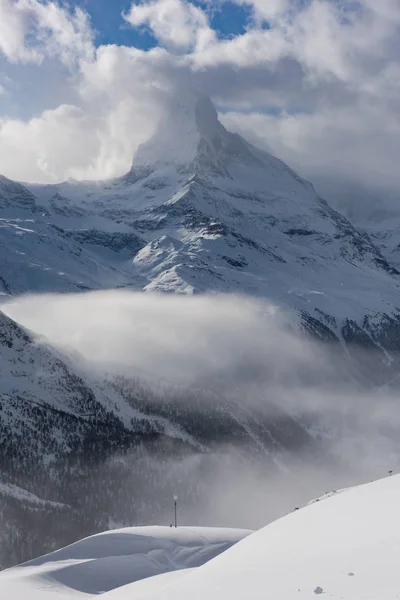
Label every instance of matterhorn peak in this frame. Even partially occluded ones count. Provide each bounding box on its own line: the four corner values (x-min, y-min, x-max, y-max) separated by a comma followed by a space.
195, 95, 221, 136
128, 92, 282, 182
131, 93, 227, 171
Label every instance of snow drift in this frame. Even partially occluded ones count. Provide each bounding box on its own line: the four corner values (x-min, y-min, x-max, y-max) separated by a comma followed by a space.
108, 474, 400, 600
0, 526, 251, 599
2, 475, 400, 600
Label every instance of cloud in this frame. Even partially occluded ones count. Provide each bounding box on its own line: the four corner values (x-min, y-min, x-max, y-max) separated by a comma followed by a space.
0, 105, 99, 181
221, 100, 400, 195
0, 0, 94, 67
3, 290, 400, 484
2, 291, 317, 384
0, 95, 157, 182
0, 0, 400, 195
0, 0, 28, 63
0, 42, 171, 181
225, 0, 289, 22
124, 0, 215, 53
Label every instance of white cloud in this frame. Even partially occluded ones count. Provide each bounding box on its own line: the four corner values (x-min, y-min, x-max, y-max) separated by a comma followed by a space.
0, 0, 400, 194
222, 101, 400, 194
0, 0, 94, 67
2, 291, 314, 384
0, 105, 101, 181
0, 0, 32, 63
124, 0, 215, 53
230, 0, 289, 21
0, 91, 159, 182
5, 290, 400, 480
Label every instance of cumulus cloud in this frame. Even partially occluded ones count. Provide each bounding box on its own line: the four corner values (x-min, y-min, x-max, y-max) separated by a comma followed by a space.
124, 0, 215, 53
244, 0, 289, 21
0, 0, 400, 197
0, 105, 100, 181
0, 95, 158, 182
0, 0, 94, 67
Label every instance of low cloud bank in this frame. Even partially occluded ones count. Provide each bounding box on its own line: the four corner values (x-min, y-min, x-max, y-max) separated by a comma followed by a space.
3, 290, 400, 524
3, 291, 325, 386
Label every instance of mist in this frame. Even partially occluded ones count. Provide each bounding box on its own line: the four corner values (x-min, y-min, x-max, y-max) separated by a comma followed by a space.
3, 291, 341, 401
3, 290, 400, 529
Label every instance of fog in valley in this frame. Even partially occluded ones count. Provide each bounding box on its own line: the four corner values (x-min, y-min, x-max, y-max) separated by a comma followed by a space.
3, 291, 398, 531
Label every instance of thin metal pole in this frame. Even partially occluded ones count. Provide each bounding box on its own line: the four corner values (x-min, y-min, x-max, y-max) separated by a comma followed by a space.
174, 500, 177, 527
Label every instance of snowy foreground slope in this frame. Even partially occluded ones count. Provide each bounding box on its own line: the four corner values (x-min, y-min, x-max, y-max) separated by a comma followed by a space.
2, 476, 399, 600
103, 475, 400, 600
0, 526, 250, 600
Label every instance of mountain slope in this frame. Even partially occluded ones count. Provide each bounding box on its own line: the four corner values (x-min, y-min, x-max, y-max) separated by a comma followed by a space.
0, 308, 316, 569
110, 475, 400, 600
0, 210, 138, 295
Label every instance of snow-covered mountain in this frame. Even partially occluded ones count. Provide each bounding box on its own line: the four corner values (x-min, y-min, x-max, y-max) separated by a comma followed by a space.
1, 96, 400, 381
2, 94, 400, 568
314, 178, 400, 276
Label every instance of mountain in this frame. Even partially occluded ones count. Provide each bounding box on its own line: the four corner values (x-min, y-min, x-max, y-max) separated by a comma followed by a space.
313, 177, 400, 272
0, 175, 137, 294
2, 94, 400, 567
1, 96, 400, 381
0, 308, 317, 569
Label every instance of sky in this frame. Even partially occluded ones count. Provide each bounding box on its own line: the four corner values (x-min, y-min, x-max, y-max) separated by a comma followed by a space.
1, 0, 400, 198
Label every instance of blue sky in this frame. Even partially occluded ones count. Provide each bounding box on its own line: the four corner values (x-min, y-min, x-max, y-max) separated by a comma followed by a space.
77, 0, 252, 49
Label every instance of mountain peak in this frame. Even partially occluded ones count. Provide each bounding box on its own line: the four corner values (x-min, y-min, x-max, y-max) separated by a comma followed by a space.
131, 94, 224, 171
195, 95, 220, 136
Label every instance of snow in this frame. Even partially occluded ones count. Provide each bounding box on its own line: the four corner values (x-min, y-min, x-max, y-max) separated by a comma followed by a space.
133, 98, 201, 169
101, 569, 195, 599
0, 482, 66, 508
108, 475, 400, 600
0, 526, 251, 600
3, 476, 400, 600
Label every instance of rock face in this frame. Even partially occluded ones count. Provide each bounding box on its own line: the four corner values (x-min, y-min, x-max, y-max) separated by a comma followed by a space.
2, 95, 400, 567
0, 175, 38, 212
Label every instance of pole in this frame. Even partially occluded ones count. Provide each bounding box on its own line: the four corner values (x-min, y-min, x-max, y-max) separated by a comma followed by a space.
174, 494, 178, 528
